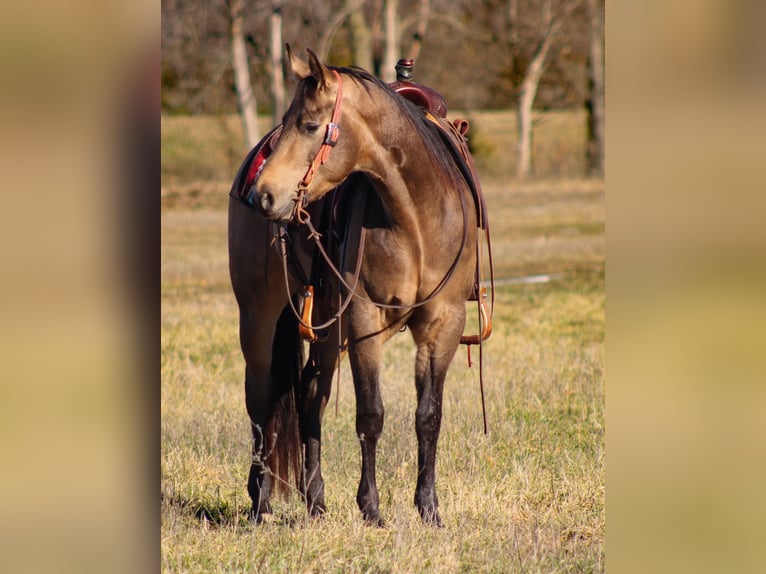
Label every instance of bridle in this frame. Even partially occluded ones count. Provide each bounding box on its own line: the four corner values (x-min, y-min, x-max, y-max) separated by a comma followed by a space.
292, 70, 343, 224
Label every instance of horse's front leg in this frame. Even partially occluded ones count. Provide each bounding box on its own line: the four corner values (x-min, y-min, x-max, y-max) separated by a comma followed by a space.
348, 318, 386, 526
411, 307, 466, 527
298, 336, 341, 517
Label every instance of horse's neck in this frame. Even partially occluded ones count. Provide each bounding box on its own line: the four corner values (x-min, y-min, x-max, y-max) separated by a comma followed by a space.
359, 107, 449, 233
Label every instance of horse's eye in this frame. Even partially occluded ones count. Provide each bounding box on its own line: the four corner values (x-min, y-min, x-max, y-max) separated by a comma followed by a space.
302, 122, 321, 135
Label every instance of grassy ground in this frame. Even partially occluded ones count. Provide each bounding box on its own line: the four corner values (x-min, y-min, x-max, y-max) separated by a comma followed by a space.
161, 112, 604, 572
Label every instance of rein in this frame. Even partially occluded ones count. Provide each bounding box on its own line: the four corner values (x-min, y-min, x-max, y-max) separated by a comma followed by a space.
273, 67, 491, 433
277, 223, 366, 340
284, 68, 470, 318
275, 183, 469, 342
298, 191, 468, 313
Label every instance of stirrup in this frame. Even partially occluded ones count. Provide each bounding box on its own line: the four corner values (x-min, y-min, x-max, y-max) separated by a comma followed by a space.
460, 287, 492, 345
298, 286, 318, 343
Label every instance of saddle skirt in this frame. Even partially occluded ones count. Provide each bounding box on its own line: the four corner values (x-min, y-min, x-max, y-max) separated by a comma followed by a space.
229, 125, 283, 208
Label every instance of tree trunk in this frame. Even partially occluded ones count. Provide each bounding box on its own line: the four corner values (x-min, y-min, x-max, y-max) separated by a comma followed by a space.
230, 0, 259, 149
349, 6, 374, 71
408, 0, 430, 60
515, 0, 583, 179
371, 0, 384, 76
585, 0, 605, 177
381, 0, 399, 82
516, 31, 556, 179
318, 0, 367, 61
507, 0, 523, 89
269, 3, 285, 125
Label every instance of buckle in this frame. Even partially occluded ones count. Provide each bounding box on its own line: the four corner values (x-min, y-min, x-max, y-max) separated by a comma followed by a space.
323, 122, 340, 146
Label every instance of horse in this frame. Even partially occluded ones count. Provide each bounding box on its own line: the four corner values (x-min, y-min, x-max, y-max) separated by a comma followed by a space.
229, 46, 484, 527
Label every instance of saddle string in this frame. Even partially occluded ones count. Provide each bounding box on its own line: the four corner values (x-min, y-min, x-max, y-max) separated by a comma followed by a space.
335, 286, 342, 416
426, 110, 495, 436
477, 183, 496, 436
478, 227, 493, 435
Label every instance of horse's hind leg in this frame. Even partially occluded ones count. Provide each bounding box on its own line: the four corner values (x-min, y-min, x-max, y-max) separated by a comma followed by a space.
410, 307, 466, 527
298, 336, 340, 517
243, 356, 275, 519
239, 303, 289, 522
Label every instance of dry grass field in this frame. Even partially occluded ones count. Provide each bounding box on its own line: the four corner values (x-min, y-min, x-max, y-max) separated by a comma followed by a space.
161, 111, 604, 572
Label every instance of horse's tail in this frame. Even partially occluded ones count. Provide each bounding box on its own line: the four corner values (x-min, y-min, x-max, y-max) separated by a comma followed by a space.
265, 303, 303, 497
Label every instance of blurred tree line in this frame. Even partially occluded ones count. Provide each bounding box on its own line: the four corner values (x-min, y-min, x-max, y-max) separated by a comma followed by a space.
162, 0, 604, 176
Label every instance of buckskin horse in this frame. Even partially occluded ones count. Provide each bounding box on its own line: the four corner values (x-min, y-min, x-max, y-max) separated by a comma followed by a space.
228, 46, 491, 527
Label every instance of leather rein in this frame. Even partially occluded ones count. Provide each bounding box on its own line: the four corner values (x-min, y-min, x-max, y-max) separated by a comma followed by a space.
273, 68, 492, 433
278, 70, 471, 333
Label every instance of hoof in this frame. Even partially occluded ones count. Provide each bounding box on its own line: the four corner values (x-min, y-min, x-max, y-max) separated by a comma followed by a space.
362, 513, 386, 528
249, 506, 276, 525
418, 507, 444, 528
308, 501, 327, 519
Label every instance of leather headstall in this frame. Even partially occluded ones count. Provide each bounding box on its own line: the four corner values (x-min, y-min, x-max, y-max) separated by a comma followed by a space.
292, 70, 344, 223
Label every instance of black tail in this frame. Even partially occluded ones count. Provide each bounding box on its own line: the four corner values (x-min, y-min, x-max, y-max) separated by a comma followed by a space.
265, 303, 303, 496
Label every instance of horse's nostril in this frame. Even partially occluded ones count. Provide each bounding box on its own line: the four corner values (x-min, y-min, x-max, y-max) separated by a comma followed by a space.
258, 190, 274, 213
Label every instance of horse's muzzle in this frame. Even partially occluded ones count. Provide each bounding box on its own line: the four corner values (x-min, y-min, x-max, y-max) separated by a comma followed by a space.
253, 186, 273, 214
251, 184, 293, 221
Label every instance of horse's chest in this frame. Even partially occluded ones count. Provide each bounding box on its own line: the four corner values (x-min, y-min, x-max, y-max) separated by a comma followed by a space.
359, 233, 419, 303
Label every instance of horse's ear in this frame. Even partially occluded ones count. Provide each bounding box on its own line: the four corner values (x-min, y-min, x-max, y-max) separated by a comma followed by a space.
286, 43, 310, 80
306, 48, 333, 91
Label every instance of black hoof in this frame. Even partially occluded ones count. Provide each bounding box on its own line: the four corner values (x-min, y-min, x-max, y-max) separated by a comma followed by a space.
418, 507, 444, 528
249, 505, 276, 525
363, 513, 386, 528
308, 501, 327, 519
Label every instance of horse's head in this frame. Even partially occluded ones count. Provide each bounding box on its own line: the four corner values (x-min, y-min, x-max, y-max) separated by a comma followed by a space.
252, 47, 358, 221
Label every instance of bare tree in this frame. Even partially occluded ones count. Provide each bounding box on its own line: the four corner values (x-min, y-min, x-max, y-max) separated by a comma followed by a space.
404, 0, 430, 60
269, 1, 286, 124
163, 0, 597, 161
585, 0, 604, 177
317, 0, 368, 61
229, 0, 260, 148
348, 3, 374, 70
381, 0, 399, 82
514, 0, 583, 179
370, 0, 384, 76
